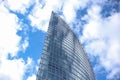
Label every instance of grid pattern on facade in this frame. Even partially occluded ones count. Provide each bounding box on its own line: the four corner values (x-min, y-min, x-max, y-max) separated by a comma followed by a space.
37, 11, 95, 80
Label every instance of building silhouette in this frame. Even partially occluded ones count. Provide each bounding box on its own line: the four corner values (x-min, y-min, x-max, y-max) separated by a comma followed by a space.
36, 11, 95, 80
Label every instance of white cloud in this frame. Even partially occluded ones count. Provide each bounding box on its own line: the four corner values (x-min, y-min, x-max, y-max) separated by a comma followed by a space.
26, 58, 39, 80
0, 2, 21, 59
27, 74, 36, 80
28, 0, 90, 32
107, 68, 120, 79
0, 74, 11, 80
0, 57, 34, 80
25, 57, 35, 74
81, 5, 102, 41
0, 2, 31, 80
81, 4, 120, 80
85, 39, 106, 56
28, 0, 64, 32
4, 0, 32, 14
63, 0, 89, 23
0, 58, 25, 80
20, 37, 29, 53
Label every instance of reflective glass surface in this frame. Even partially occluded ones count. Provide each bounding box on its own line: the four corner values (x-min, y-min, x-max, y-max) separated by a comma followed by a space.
37, 12, 95, 80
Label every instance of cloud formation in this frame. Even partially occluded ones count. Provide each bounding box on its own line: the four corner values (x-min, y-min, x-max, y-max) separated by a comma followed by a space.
28, 0, 90, 32
0, 1, 33, 80
4, 0, 32, 14
27, 74, 36, 80
0, 2, 20, 58
80, 3, 120, 80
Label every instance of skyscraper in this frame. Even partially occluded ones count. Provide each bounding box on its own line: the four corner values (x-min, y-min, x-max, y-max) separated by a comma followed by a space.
37, 11, 95, 80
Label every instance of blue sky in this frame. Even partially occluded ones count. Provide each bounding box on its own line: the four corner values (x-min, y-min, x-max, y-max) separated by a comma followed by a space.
0, 0, 120, 80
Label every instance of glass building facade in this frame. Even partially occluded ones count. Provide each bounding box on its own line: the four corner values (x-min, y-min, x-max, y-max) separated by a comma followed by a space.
36, 11, 95, 80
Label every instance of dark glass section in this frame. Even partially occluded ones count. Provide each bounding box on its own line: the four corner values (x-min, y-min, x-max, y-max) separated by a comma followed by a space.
37, 11, 95, 80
